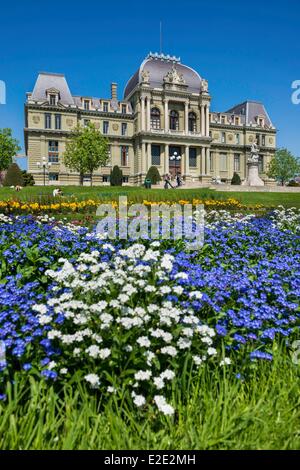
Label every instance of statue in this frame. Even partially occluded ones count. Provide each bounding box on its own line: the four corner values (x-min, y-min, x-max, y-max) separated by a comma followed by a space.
248, 141, 260, 163
201, 79, 208, 92
141, 70, 150, 83
242, 140, 264, 186
163, 65, 185, 85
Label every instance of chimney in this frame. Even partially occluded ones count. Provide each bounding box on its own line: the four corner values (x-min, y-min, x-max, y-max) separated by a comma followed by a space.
111, 82, 118, 100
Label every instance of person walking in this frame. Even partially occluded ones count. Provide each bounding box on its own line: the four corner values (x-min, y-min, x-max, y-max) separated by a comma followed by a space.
164, 174, 174, 189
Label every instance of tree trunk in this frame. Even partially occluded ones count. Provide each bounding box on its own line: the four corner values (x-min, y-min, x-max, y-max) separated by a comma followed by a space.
90, 172, 93, 187
80, 173, 84, 186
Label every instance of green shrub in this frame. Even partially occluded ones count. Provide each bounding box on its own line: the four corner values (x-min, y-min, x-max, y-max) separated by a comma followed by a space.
110, 165, 123, 186
3, 163, 24, 187
22, 170, 35, 186
287, 180, 300, 187
145, 166, 161, 184
231, 172, 241, 185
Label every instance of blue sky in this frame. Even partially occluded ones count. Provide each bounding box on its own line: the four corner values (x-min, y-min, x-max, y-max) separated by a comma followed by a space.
0, 0, 300, 169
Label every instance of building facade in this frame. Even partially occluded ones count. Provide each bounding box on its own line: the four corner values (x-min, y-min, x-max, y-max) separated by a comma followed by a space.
25, 53, 277, 186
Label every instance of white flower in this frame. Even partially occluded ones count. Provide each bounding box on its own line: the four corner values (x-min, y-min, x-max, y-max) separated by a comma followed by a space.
207, 347, 217, 356
48, 361, 57, 370
154, 377, 165, 389
137, 336, 151, 348
32, 304, 47, 315
99, 348, 111, 359
134, 370, 152, 381
38, 315, 52, 325
85, 374, 100, 388
107, 386, 116, 393
160, 286, 171, 294
161, 254, 174, 272
177, 337, 191, 350
154, 395, 174, 416
60, 368, 68, 375
193, 355, 203, 366
189, 291, 203, 300
220, 357, 231, 366
86, 345, 100, 358
132, 393, 146, 407
161, 346, 178, 357
160, 370, 175, 381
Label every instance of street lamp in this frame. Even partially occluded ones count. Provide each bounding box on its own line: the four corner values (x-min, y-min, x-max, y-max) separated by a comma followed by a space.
37, 157, 52, 186
169, 151, 181, 176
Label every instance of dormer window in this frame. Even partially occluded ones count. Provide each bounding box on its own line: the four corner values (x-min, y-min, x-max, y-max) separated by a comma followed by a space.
235, 117, 240, 125
103, 102, 109, 112
221, 115, 226, 124
256, 116, 265, 127
50, 94, 56, 106
46, 88, 60, 105
122, 104, 127, 114
84, 100, 90, 111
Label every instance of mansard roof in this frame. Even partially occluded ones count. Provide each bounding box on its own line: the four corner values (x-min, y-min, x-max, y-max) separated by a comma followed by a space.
124, 52, 203, 98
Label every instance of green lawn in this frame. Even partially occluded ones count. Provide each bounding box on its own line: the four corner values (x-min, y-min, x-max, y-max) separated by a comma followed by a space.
1, 348, 299, 450
1, 185, 300, 207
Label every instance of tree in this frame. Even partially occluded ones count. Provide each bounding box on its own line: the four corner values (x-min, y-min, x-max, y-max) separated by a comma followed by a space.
3, 163, 24, 187
63, 123, 109, 186
22, 170, 35, 186
110, 165, 123, 186
0, 128, 21, 183
146, 166, 161, 184
231, 172, 241, 185
267, 148, 300, 186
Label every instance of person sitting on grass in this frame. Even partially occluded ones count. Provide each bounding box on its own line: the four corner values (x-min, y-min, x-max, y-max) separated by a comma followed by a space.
53, 188, 63, 197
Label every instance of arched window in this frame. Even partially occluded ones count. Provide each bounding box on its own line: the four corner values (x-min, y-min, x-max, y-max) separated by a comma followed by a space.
150, 107, 160, 129
188, 112, 197, 132
170, 110, 179, 131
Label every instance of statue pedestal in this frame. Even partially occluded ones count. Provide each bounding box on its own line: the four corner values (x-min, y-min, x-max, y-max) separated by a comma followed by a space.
242, 161, 264, 187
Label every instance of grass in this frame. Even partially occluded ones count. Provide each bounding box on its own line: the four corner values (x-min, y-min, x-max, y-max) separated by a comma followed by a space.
1, 348, 300, 450
0, 185, 300, 207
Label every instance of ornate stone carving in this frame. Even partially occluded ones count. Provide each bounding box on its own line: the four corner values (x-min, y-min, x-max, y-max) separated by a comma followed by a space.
201, 79, 208, 92
66, 118, 74, 127
141, 70, 150, 83
32, 115, 40, 124
228, 134, 234, 141
163, 65, 185, 85
248, 135, 254, 143
113, 123, 119, 131
269, 137, 274, 144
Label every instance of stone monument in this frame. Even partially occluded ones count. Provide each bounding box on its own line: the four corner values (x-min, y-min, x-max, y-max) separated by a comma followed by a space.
242, 141, 265, 186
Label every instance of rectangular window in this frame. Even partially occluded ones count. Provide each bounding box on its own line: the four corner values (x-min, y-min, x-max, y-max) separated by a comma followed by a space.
122, 104, 127, 114
48, 141, 59, 163
49, 173, 59, 181
262, 135, 266, 146
83, 175, 91, 182
45, 113, 52, 129
235, 117, 239, 125
151, 145, 161, 166
221, 116, 226, 124
103, 121, 109, 134
102, 175, 110, 183
121, 123, 127, 136
122, 176, 129, 183
49, 94, 56, 106
256, 134, 260, 146
189, 147, 197, 167
258, 155, 264, 173
234, 153, 240, 172
121, 146, 129, 166
84, 119, 90, 127
221, 132, 226, 143
55, 114, 61, 130
84, 100, 90, 111
103, 102, 108, 112
220, 153, 227, 171
235, 133, 240, 145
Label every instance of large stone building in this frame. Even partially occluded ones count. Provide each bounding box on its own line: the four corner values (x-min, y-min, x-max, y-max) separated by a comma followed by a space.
25, 52, 277, 186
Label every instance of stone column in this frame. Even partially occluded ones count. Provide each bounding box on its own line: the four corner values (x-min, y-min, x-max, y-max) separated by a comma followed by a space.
206, 147, 210, 174
141, 97, 145, 131
201, 147, 206, 174
185, 145, 190, 177
164, 99, 169, 132
165, 144, 169, 174
201, 105, 205, 136
146, 98, 151, 131
141, 142, 146, 174
147, 143, 152, 171
206, 105, 210, 137
185, 102, 189, 134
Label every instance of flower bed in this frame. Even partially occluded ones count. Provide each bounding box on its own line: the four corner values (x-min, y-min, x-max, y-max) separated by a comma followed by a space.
0, 208, 299, 413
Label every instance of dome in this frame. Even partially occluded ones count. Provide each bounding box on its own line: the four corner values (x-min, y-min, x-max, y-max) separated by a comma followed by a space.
124, 53, 202, 98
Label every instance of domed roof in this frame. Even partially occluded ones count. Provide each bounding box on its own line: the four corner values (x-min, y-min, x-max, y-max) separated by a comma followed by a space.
124, 53, 202, 98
